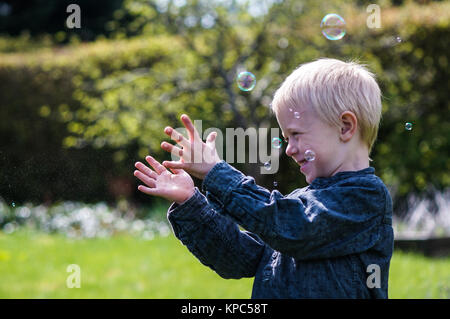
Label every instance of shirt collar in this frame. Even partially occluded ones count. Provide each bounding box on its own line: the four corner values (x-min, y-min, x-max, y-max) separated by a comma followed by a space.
309, 166, 375, 189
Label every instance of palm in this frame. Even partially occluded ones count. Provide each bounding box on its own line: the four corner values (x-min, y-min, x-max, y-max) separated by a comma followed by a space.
134, 156, 194, 204
154, 170, 192, 196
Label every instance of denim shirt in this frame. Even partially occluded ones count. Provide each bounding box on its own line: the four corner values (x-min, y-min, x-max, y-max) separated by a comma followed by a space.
167, 161, 394, 298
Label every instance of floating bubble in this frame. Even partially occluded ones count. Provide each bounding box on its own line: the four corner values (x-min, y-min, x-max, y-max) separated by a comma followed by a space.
304, 150, 316, 162
11, 202, 15, 208
381, 35, 404, 48
273, 181, 278, 187
271, 137, 283, 149
405, 122, 413, 131
320, 13, 346, 41
236, 71, 256, 91
264, 161, 271, 170
3, 223, 15, 234
294, 112, 300, 119
277, 38, 289, 49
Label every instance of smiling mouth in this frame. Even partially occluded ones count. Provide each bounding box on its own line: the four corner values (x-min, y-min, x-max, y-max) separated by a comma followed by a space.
297, 159, 307, 167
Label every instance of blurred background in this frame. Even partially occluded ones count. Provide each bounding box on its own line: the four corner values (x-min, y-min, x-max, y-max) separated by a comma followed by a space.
0, 0, 449, 298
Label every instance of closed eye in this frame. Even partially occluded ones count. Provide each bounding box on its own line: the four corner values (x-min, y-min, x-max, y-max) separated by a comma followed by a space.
289, 132, 302, 140
283, 132, 303, 143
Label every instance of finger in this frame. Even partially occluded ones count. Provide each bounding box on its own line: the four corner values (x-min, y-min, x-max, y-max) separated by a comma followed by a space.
204, 132, 219, 164
137, 185, 160, 196
134, 162, 158, 179
145, 155, 166, 175
164, 126, 189, 148
162, 160, 188, 170
160, 142, 184, 158
181, 114, 201, 141
134, 170, 157, 188
168, 167, 184, 175
205, 131, 217, 146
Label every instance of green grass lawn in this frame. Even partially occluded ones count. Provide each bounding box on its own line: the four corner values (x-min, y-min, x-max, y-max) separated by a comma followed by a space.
0, 230, 449, 298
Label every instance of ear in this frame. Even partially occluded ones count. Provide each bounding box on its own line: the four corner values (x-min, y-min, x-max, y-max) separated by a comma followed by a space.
339, 111, 358, 142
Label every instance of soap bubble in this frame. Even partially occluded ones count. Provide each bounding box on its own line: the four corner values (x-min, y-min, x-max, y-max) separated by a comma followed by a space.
271, 137, 283, 149
304, 150, 316, 162
381, 35, 404, 48
264, 161, 271, 170
237, 71, 256, 91
405, 122, 413, 131
273, 181, 278, 187
294, 112, 301, 119
4, 223, 15, 234
277, 38, 289, 49
320, 13, 346, 41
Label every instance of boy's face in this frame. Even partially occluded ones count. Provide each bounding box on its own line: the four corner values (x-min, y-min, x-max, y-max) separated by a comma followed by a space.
277, 104, 343, 184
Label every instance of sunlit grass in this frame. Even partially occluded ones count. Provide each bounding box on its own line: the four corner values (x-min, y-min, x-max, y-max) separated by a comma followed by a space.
0, 230, 252, 298
0, 230, 449, 298
389, 250, 450, 298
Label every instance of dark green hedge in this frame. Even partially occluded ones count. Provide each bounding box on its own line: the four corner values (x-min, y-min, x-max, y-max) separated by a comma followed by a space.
0, 37, 177, 205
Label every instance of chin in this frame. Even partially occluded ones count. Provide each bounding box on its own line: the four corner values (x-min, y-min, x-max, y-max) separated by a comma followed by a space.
303, 173, 314, 184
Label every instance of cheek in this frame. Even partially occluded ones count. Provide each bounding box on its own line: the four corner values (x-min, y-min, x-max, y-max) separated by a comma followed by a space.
303, 144, 328, 170
312, 136, 337, 155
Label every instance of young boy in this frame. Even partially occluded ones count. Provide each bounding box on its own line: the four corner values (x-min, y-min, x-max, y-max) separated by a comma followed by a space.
134, 58, 394, 298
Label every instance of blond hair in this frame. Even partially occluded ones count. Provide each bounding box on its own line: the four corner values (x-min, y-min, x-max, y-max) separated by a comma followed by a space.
271, 58, 382, 153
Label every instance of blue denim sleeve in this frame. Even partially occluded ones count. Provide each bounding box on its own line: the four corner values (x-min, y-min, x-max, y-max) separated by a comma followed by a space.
202, 161, 388, 260
167, 187, 265, 279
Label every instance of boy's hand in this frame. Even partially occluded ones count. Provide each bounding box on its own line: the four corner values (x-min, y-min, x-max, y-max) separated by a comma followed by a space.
161, 114, 221, 180
134, 155, 195, 204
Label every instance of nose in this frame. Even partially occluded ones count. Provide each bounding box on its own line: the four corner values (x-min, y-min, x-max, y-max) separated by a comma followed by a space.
285, 142, 297, 157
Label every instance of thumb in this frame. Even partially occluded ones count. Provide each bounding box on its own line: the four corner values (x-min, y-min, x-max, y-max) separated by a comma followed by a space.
206, 131, 217, 146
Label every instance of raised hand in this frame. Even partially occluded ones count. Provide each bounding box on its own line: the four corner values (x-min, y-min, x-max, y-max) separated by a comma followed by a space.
160, 114, 221, 180
134, 155, 195, 204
